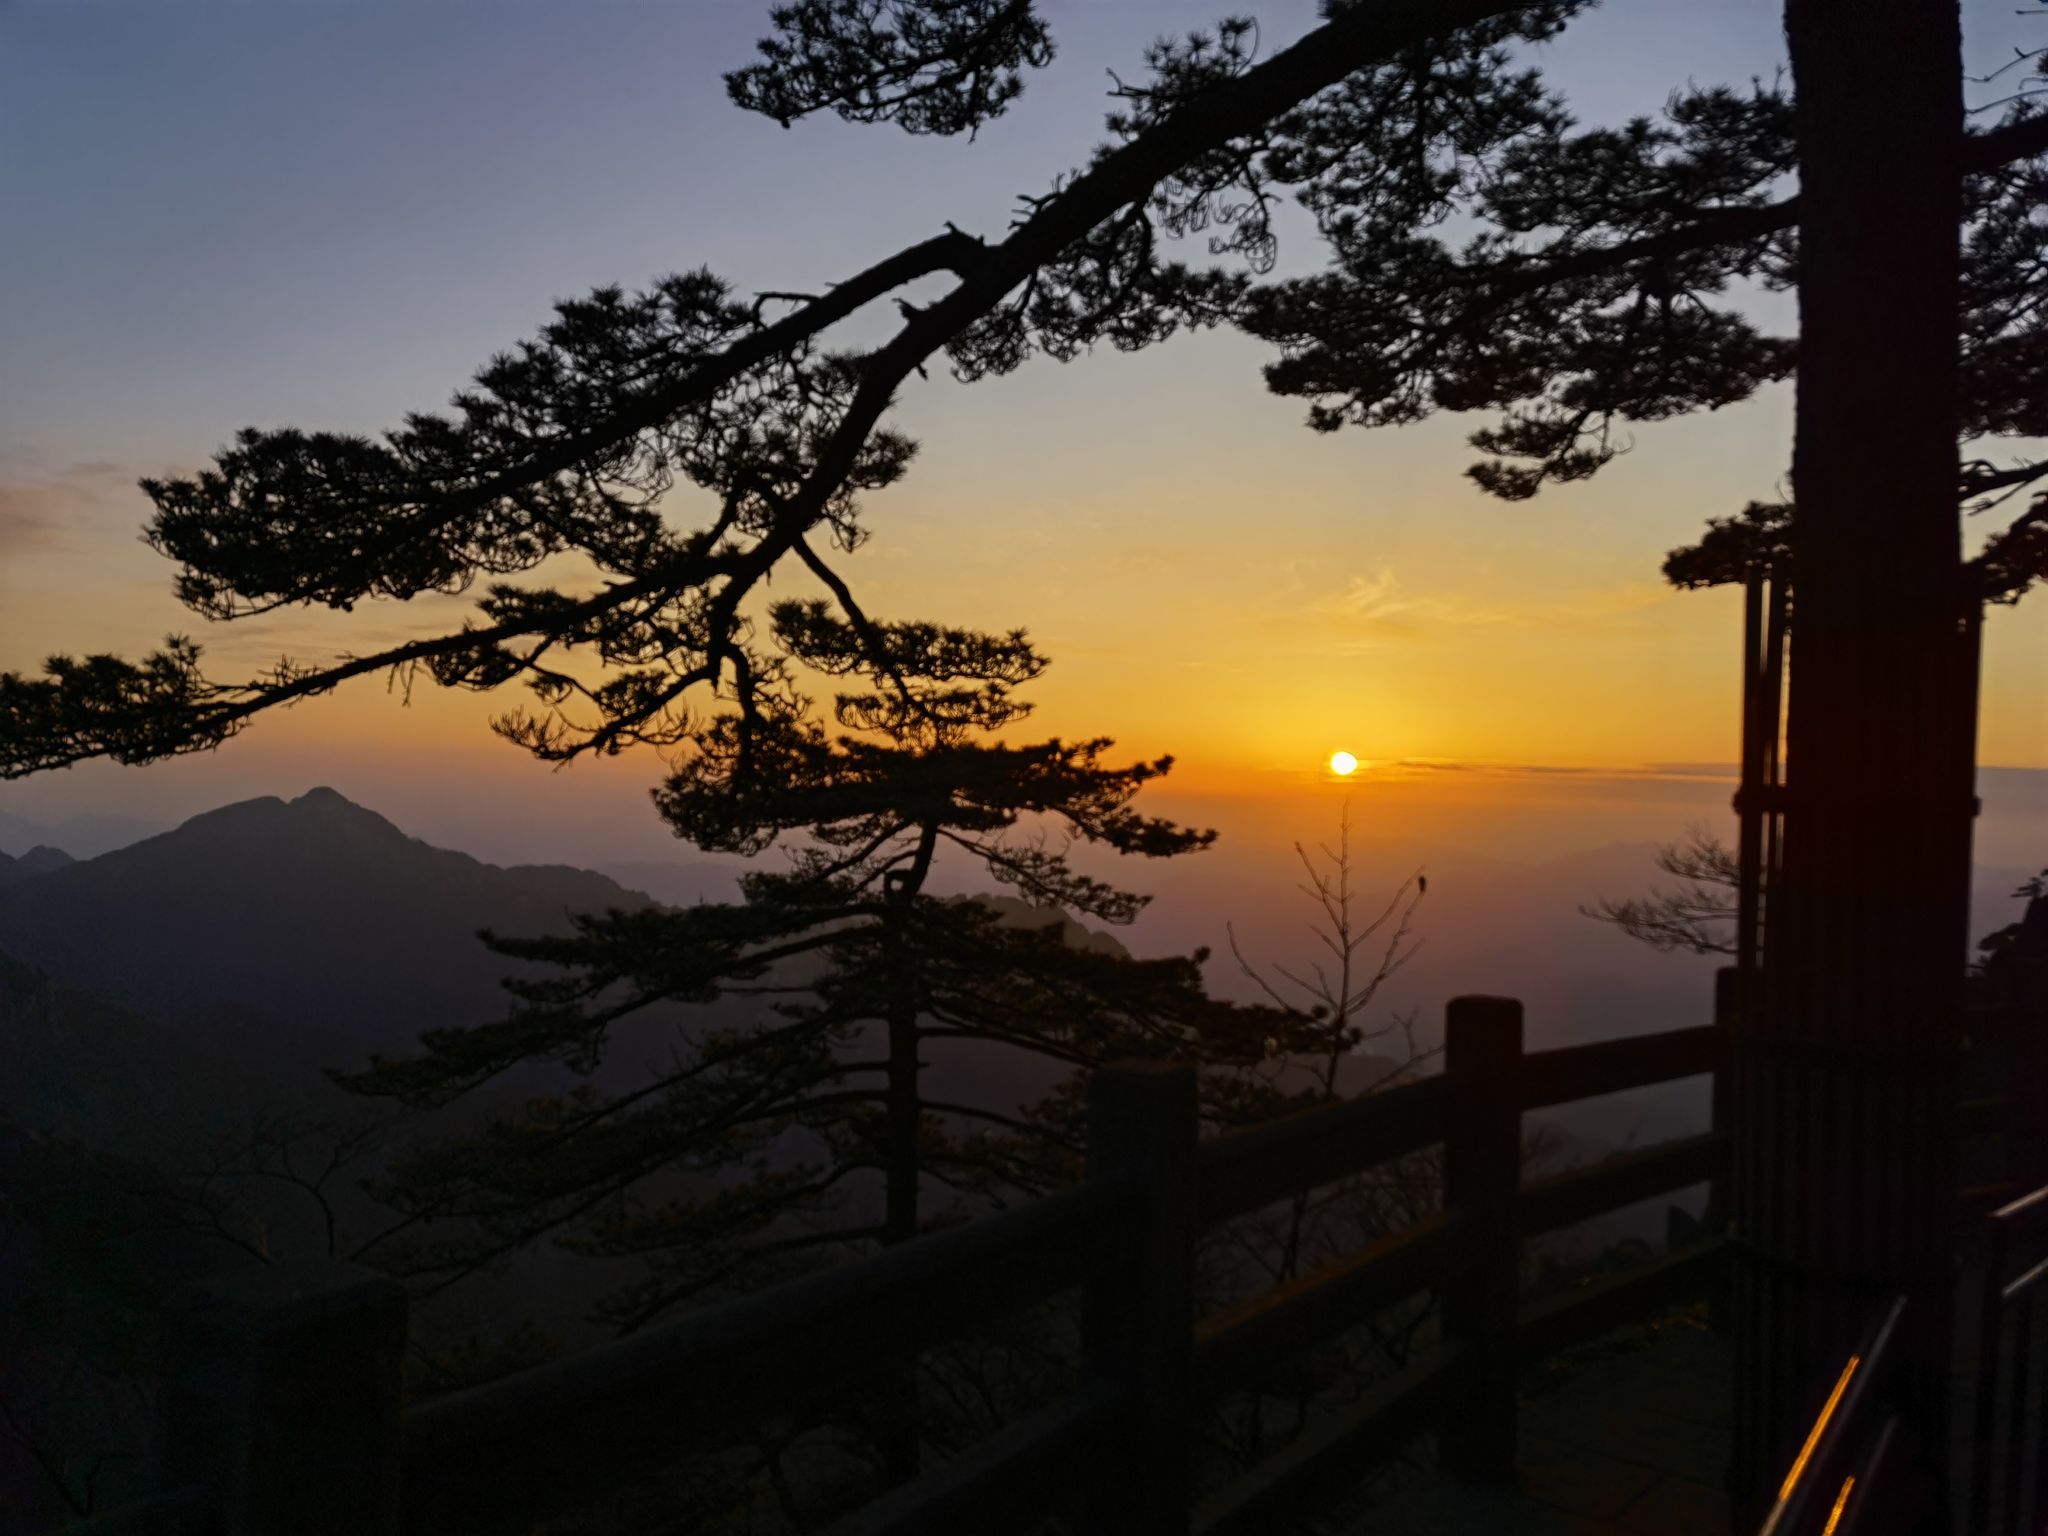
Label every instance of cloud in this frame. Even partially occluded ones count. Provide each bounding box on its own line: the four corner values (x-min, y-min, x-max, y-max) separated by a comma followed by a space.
1291, 565, 1671, 655
0, 460, 139, 557
1387, 757, 1737, 782
0, 489, 63, 555
1299, 565, 1512, 652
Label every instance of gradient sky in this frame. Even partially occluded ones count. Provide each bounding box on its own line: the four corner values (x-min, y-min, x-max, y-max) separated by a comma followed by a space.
3, 0, 2044, 862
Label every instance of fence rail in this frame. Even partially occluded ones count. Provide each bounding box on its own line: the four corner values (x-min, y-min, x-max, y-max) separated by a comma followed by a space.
1968, 1180, 2048, 1535
79, 995, 1732, 1536
1748, 1180, 2048, 1536
403, 1174, 1134, 1531
1518, 1020, 1724, 1110
1754, 1295, 1915, 1536
1195, 1070, 1449, 1227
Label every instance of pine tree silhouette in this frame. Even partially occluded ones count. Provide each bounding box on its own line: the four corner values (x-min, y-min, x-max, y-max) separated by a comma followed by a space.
337, 609, 1299, 1330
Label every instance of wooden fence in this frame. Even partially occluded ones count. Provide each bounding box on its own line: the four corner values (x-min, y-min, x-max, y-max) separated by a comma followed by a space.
70, 995, 1729, 1536
1747, 1181, 2048, 1536
1751, 1294, 1917, 1536
1967, 1180, 2048, 1534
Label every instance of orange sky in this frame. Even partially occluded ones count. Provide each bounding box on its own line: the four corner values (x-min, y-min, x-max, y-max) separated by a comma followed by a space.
9, 331, 2042, 798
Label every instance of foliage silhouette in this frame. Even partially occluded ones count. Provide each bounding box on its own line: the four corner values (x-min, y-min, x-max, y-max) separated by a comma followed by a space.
1206, 805, 1440, 1475
1976, 869, 2048, 994
4, 3, 2042, 780
337, 614, 1297, 1331
1581, 825, 1739, 959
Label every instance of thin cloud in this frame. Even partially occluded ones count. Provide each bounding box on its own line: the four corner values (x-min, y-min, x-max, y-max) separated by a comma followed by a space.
1315, 566, 1512, 651
1290, 566, 1673, 655
0, 489, 64, 555
0, 460, 142, 557
1387, 757, 1736, 782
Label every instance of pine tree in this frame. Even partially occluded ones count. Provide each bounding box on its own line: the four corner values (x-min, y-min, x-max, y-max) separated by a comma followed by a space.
340, 602, 1291, 1331
1580, 826, 1740, 959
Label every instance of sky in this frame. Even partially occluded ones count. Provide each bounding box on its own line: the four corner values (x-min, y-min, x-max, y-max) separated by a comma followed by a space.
2, 0, 2044, 873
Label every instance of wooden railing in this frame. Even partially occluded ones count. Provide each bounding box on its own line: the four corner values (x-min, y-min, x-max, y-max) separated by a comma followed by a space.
1747, 1182, 2048, 1536
1967, 1180, 2048, 1535
69, 995, 1730, 1536
1195, 997, 1727, 1535
1753, 1295, 1918, 1536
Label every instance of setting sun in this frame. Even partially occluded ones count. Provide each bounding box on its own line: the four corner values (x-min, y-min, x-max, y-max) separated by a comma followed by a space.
1329, 751, 1360, 777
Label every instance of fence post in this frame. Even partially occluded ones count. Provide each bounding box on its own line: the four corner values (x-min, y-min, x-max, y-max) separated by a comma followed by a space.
1439, 994, 1523, 1486
160, 1259, 407, 1536
1704, 967, 1739, 1336
1081, 1060, 1198, 1536
1706, 966, 1738, 1236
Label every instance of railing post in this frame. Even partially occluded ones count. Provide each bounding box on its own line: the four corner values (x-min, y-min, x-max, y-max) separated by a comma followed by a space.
1966, 1213, 2010, 1536
1081, 1060, 1198, 1536
2013, 1006, 2048, 1193
1707, 966, 1737, 1236
161, 1259, 407, 1536
1706, 967, 1737, 1335
1440, 994, 1523, 1486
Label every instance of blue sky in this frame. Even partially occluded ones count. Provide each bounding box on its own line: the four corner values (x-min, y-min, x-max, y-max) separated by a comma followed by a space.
2, 0, 1810, 463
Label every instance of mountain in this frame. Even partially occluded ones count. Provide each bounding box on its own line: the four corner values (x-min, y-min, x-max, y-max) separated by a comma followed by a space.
0, 949, 237, 1149
0, 788, 657, 1088
0, 791, 1180, 1124
0, 845, 74, 889
595, 857, 745, 909
0, 808, 160, 860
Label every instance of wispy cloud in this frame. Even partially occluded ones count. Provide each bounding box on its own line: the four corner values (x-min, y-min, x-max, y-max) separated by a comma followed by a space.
1384, 757, 1737, 782
0, 461, 140, 558
1284, 565, 1672, 655
1320, 566, 1512, 649
0, 497, 60, 556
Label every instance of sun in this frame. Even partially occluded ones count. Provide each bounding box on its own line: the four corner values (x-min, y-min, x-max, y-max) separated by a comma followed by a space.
1328, 750, 1360, 777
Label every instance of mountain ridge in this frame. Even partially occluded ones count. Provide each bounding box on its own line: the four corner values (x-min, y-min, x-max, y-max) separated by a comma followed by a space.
0, 788, 660, 1081
0, 844, 74, 889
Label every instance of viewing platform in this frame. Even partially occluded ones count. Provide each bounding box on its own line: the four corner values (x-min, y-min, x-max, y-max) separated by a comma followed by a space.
1358, 1313, 1731, 1535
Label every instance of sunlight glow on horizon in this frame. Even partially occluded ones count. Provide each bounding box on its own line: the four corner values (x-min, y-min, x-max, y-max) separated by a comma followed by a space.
1329, 751, 1360, 777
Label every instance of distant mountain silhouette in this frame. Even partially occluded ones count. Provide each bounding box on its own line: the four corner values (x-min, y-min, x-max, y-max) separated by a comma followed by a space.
0, 845, 73, 889
0, 788, 657, 1089
0, 790, 1178, 1133
1131, 834, 2039, 1157
0, 948, 237, 1149
594, 857, 746, 909
972, 893, 1133, 958
0, 807, 161, 860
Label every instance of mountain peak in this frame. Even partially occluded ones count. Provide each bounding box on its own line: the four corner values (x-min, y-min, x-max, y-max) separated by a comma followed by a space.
289, 785, 385, 821
99, 788, 416, 863
0, 787, 652, 1061
0, 845, 74, 890
281, 787, 414, 845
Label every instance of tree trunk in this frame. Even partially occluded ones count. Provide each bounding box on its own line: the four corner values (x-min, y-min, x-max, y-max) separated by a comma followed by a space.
881, 873, 921, 1248
877, 866, 925, 1486
1733, 0, 1970, 1517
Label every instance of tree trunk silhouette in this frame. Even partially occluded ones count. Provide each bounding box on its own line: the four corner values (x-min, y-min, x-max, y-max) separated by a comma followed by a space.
1733, 0, 1970, 1517
878, 861, 927, 1487
881, 869, 922, 1250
